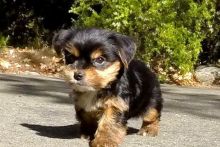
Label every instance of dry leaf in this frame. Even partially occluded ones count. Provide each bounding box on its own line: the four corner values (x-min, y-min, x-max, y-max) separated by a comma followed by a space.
0, 60, 11, 69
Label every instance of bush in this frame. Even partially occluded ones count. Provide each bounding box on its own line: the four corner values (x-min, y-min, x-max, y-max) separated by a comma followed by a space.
70, 0, 216, 74
0, 34, 9, 48
200, 0, 220, 64
0, 0, 75, 48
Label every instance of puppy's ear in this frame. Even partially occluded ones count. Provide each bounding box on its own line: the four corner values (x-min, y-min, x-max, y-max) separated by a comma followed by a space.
52, 29, 77, 56
109, 34, 136, 68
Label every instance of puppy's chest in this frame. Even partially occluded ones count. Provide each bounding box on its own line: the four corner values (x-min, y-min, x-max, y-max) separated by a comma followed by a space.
72, 91, 105, 112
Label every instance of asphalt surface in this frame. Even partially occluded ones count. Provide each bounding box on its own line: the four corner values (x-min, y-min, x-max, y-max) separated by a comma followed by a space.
0, 73, 219, 147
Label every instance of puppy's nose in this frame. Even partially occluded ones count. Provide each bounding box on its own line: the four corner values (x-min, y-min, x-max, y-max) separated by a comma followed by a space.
74, 71, 84, 81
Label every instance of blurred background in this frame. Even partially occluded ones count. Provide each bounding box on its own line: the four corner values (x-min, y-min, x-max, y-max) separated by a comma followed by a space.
0, 0, 219, 86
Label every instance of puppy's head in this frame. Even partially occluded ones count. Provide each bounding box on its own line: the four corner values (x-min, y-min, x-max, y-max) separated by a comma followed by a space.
53, 28, 136, 92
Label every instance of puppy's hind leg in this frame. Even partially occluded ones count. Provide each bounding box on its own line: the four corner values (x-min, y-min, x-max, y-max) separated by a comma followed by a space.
138, 108, 160, 137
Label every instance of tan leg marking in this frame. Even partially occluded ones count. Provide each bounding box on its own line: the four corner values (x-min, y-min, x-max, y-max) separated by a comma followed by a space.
90, 98, 128, 147
138, 108, 160, 137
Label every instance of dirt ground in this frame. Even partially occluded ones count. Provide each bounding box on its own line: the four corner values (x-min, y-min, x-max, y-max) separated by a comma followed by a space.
0, 47, 62, 77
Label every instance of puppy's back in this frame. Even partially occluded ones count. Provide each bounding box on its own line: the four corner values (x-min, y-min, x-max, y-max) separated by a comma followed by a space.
126, 59, 163, 117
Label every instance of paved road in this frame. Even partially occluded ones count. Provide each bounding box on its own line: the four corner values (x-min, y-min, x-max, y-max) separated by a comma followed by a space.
0, 74, 219, 147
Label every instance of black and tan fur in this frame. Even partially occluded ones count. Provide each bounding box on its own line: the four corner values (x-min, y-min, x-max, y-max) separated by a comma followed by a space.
53, 28, 163, 147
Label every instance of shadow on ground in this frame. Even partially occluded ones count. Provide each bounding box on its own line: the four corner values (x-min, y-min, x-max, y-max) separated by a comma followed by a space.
21, 123, 81, 139
1, 74, 219, 121
162, 85, 220, 120
0, 74, 71, 104
21, 123, 139, 139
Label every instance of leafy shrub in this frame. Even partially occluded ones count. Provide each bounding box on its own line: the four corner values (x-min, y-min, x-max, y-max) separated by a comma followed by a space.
0, 0, 75, 48
200, 1, 220, 64
0, 34, 9, 48
8, 9, 46, 48
70, 0, 216, 74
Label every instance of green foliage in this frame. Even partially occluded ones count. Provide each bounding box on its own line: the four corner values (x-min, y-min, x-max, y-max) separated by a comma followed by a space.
0, 34, 9, 48
70, 0, 216, 74
200, 0, 220, 64
0, 0, 74, 48
8, 9, 46, 48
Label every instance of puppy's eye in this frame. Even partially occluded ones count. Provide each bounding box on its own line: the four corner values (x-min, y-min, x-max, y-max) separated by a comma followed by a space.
65, 55, 75, 65
64, 50, 76, 64
93, 56, 105, 65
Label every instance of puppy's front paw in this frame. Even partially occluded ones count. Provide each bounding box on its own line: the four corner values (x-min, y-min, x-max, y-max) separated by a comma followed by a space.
80, 134, 90, 140
137, 125, 158, 137
90, 138, 118, 147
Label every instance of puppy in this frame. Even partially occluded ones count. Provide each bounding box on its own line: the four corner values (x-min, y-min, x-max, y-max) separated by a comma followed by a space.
53, 28, 163, 147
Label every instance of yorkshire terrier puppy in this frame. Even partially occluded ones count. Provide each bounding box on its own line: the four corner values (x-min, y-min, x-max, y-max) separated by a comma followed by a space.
53, 28, 163, 147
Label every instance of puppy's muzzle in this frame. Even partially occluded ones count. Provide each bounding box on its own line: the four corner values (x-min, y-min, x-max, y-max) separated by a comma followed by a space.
74, 71, 84, 81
